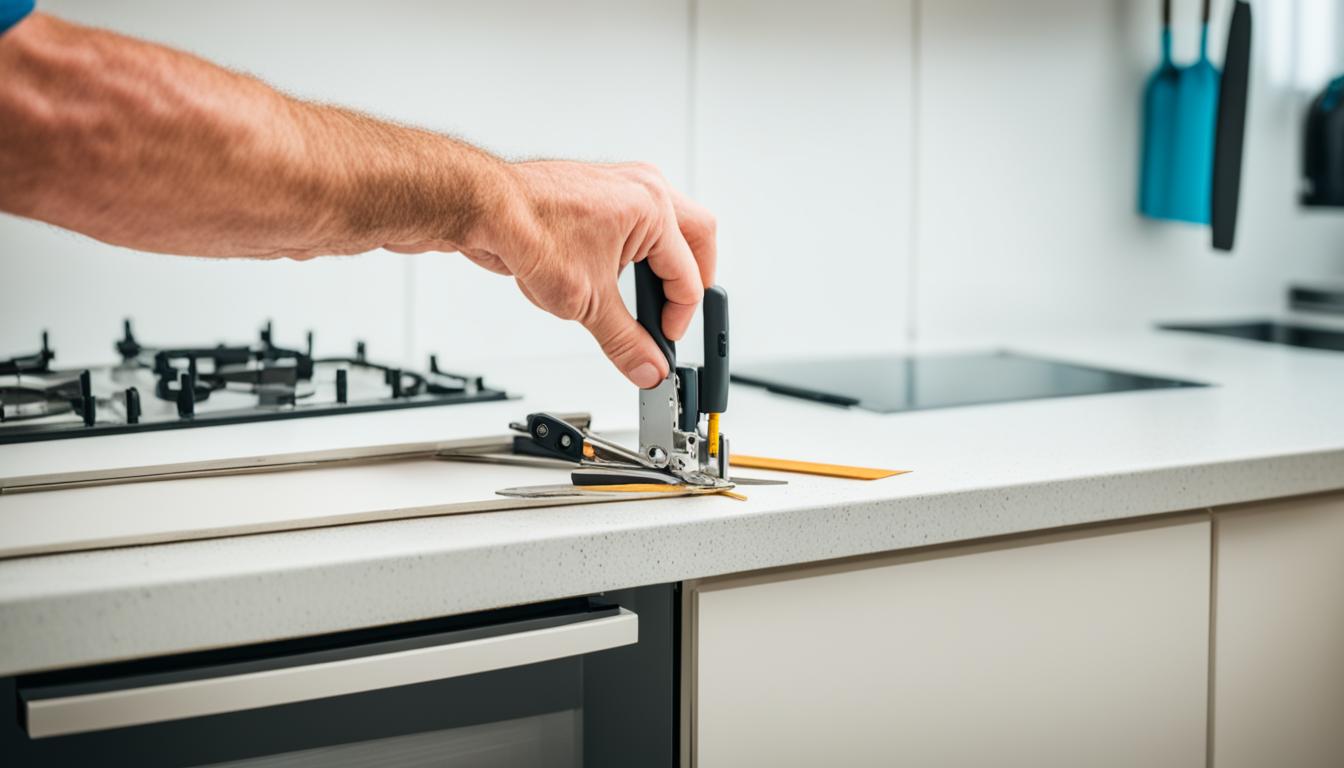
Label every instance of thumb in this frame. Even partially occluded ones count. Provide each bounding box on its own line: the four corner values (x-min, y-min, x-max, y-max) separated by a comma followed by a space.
582, 290, 669, 389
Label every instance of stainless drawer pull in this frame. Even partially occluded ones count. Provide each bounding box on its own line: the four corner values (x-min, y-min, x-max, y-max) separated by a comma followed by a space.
26, 607, 637, 739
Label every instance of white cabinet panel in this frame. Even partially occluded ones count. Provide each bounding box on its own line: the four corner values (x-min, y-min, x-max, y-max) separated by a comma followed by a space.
1212, 493, 1344, 768
693, 0, 914, 360
691, 516, 1211, 768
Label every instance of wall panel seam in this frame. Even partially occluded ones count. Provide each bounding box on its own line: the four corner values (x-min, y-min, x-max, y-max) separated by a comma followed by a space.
906, 0, 922, 348
1206, 508, 1218, 768
685, 0, 699, 197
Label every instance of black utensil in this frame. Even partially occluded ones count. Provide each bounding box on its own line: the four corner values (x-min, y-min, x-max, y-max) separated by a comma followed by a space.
1211, 0, 1252, 252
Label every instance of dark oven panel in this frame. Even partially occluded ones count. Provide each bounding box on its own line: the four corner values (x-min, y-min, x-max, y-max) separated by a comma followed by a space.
2, 584, 678, 768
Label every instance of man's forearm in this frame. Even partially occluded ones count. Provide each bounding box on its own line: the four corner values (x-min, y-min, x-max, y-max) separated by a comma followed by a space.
0, 12, 514, 258
0, 11, 718, 389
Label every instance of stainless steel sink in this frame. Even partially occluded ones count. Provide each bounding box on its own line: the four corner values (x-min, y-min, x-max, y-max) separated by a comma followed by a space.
1160, 321, 1344, 352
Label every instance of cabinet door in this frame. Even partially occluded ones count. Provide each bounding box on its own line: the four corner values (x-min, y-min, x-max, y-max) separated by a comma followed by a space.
1213, 493, 1344, 768
690, 516, 1210, 768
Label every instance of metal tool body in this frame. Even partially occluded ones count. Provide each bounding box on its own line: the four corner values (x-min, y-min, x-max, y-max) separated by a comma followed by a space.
508, 412, 718, 487
489, 411, 783, 487
631, 262, 731, 488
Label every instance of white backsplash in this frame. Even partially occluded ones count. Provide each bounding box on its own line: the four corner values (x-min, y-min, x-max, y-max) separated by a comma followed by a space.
1, 0, 1342, 371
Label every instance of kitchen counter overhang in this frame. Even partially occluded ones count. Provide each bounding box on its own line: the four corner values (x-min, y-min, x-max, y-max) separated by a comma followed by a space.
2, 329, 1343, 677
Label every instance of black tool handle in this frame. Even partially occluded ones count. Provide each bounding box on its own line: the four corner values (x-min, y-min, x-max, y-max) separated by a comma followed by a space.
525, 412, 586, 462
1211, 0, 1251, 252
634, 260, 676, 371
700, 286, 729, 413
677, 366, 699, 431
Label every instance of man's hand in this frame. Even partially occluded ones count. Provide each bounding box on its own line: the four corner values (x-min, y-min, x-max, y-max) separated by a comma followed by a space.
466, 162, 716, 389
383, 161, 716, 388
0, 13, 717, 387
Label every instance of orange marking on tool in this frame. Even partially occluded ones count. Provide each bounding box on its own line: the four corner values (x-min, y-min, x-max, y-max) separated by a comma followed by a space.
730, 455, 908, 480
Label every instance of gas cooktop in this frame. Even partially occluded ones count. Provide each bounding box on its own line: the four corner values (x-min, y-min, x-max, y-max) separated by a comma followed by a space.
0, 321, 509, 444
732, 351, 1204, 413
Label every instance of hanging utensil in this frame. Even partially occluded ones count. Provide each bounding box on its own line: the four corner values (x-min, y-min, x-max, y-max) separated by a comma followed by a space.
1211, 0, 1252, 251
1168, 0, 1220, 223
1302, 73, 1344, 207
1140, 0, 1181, 218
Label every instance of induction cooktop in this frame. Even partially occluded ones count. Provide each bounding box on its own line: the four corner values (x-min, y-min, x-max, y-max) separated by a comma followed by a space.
731, 351, 1204, 413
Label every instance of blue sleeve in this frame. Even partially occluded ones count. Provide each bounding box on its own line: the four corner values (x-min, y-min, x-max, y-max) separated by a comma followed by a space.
0, 0, 35, 36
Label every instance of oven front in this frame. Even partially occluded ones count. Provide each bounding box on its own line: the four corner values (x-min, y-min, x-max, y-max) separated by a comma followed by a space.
2, 584, 677, 768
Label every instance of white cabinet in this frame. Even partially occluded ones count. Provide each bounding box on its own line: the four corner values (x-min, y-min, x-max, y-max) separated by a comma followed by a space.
1212, 493, 1344, 768
686, 515, 1211, 768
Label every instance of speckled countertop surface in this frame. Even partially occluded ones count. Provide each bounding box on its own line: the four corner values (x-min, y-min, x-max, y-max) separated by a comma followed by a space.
2, 327, 1344, 676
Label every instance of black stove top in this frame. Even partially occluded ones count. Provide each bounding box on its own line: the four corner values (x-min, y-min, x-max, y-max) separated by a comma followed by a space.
732, 351, 1204, 413
0, 321, 509, 444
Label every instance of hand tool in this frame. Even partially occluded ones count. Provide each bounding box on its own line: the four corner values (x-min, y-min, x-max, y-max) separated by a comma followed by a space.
492, 411, 784, 487
481, 263, 741, 492
632, 261, 732, 486
517, 260, 731, 487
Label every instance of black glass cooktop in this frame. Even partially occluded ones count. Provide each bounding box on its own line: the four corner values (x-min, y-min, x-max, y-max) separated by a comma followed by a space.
732, 351, 1204, 413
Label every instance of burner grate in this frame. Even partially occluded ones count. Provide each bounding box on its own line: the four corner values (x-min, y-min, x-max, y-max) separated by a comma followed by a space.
0, 331, 55, 377
0, 321, 510, 444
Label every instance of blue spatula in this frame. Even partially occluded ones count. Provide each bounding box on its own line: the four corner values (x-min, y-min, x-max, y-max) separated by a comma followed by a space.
1168, 0, 1220, 223
1140, 0, 1180, 217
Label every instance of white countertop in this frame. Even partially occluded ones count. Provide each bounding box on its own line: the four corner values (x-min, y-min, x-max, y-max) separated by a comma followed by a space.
2, 327, 1343, 676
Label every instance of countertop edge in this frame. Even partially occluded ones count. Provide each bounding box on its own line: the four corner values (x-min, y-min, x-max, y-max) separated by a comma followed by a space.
2, 446, 1341, 677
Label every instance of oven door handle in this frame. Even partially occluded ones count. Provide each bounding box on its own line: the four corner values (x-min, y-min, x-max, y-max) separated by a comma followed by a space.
25, 607, 637, 739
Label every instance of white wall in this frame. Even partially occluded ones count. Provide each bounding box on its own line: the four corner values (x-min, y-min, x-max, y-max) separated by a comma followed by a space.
2, 0, 1342, 373
915, 0, 1344, 347
694, 0, 914, 358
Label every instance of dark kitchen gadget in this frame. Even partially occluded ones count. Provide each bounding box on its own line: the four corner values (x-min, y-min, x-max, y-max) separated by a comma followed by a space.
1210, 0, 1251, 251
1302, 73, 1344, 207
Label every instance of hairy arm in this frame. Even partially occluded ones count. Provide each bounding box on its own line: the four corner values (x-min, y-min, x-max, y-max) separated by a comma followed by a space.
0, 13, 716, 386
0, 12, 510, 258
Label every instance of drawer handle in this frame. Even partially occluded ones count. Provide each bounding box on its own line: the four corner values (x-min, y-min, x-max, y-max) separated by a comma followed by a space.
26, 607, 637, 739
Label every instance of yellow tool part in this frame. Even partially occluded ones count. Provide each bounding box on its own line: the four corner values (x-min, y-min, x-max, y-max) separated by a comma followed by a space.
707, 412, 721, 456
730, 454, 908, 481
581, 483, 746, 501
